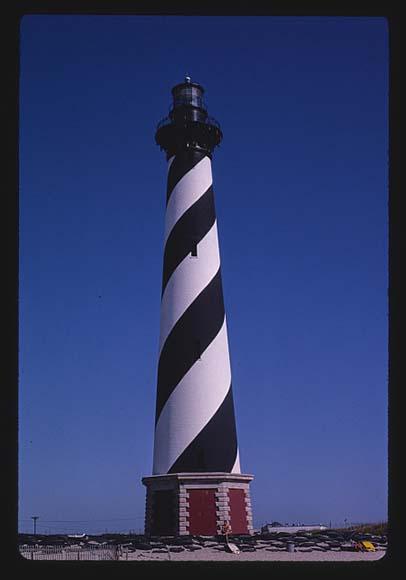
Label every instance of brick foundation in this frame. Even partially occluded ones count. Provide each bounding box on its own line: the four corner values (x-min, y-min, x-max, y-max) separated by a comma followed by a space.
142, 472, 254, 536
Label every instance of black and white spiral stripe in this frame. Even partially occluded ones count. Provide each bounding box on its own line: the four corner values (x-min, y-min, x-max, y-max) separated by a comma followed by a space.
153, 149, 241, 475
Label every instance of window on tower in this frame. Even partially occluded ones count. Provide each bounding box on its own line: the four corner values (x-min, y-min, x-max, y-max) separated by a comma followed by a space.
191, 240, 198, 257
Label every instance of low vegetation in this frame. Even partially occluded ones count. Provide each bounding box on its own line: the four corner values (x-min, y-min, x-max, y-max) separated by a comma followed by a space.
334, 522, 387, 535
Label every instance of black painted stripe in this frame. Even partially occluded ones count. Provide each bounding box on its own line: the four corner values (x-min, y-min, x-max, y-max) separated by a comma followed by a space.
161, 185, 215, 296
168, 386, 238, 473
155, 268, 225, 424
167, 149, 208, 204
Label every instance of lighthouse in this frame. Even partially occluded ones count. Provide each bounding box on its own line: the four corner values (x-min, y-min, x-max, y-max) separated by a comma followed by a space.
142, 77, 254, 537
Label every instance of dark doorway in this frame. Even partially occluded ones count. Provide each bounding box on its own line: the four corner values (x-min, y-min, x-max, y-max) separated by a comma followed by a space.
188, 489, 217, 535
151, 489, 175, 536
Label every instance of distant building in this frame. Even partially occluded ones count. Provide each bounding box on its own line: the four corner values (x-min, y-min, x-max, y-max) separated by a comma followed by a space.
261, 523, 327, 533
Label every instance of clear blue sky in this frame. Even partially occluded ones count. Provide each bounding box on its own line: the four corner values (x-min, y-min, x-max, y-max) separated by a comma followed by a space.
19, 15, 388, 534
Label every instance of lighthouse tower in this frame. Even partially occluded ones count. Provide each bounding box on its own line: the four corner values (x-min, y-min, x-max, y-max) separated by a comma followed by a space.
142, 77, 254, 537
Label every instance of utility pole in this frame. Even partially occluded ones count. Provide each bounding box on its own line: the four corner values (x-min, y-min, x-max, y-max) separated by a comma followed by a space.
31, 516, 39, 535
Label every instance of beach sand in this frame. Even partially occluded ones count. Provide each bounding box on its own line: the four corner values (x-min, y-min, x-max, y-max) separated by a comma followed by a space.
119, 547, 386, 562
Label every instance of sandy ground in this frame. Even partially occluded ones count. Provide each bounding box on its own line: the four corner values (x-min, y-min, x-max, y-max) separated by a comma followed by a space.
119, 548, 386, 562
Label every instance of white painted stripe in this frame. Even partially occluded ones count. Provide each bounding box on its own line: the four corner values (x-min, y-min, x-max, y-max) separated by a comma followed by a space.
164, 156, 212, 244
153, 319, 231, 475
158, 221, 221, 356
231, 450, 241, 474
167, 155, 175, 172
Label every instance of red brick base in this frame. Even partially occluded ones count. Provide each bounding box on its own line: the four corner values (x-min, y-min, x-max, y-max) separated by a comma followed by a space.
142, 472, 254, 536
